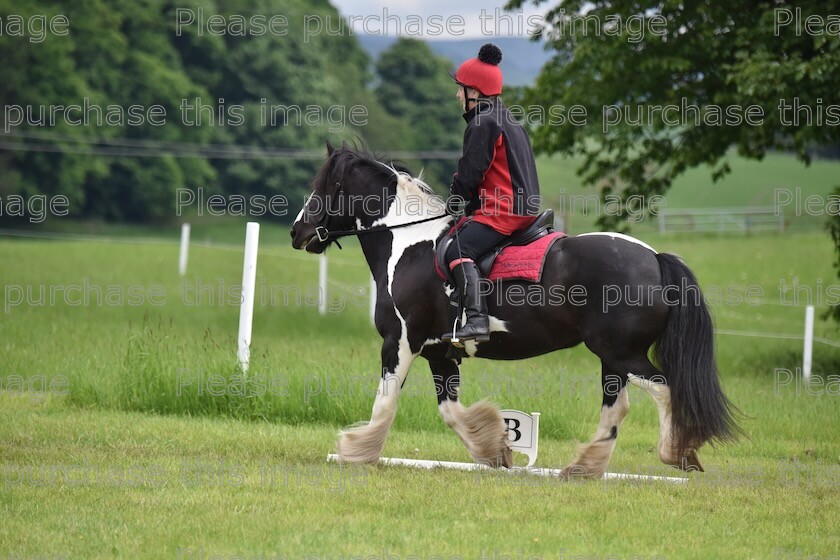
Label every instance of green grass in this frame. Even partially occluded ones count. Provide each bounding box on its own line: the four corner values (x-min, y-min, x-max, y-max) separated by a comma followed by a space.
537, 151, 840, 208
1, 225, 839, 558
0, 396, 840, 558
536, 151, 840, 233
1, 230, 838, 433
2, 396, 838, 560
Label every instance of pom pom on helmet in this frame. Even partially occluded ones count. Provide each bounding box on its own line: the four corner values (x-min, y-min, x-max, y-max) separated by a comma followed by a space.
477, 44, 502, 66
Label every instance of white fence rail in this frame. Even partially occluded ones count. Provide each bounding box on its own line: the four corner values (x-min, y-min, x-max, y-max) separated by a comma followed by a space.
658, 206, 784, 233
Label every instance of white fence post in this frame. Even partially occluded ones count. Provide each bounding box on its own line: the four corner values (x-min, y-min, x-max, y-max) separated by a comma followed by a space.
803, 305, 814, 380
178, 223, 190, 277
319, 254, 328, 316
237, 222, 260, 373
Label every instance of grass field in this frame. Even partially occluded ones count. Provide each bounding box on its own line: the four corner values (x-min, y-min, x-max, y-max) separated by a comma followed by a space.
536, 151, 840, 233
1, 220, 839, 559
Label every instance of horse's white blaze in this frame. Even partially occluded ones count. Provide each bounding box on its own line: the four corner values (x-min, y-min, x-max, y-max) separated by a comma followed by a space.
577, 232, 658, 253
294, 192, 313, 225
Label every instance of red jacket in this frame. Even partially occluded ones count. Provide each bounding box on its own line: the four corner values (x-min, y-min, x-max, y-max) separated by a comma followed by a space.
451, 98, 541, 235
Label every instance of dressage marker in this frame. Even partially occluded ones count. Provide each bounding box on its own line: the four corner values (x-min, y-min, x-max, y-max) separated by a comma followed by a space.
327, 409, 687, 484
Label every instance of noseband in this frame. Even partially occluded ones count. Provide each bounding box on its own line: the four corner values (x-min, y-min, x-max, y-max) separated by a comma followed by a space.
313, 180, 346, 246
309, 180, 449, 249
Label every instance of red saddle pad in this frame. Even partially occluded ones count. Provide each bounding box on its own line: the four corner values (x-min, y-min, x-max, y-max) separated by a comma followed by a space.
486, 231, 565, 282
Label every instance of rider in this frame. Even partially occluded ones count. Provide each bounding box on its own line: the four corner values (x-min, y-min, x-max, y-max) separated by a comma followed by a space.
443, 43, 541, 344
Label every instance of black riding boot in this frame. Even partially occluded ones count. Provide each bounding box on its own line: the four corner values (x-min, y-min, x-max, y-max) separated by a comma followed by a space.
442, 261, 490, 344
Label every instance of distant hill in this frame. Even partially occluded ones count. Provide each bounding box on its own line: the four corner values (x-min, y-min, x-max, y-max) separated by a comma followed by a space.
356, 35, 553, 87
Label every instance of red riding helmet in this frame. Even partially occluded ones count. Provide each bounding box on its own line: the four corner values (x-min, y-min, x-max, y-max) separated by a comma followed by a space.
452, 43, 503, 96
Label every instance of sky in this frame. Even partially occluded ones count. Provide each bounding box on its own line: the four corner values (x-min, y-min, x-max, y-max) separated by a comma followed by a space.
329, 0, 548, 39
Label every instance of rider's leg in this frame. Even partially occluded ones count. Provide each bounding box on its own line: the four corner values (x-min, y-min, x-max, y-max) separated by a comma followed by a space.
442, 221, 506, 343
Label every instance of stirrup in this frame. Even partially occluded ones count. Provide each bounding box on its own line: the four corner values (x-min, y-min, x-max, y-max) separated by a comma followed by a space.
451, 318, 490, 346
441, 317, 460, 344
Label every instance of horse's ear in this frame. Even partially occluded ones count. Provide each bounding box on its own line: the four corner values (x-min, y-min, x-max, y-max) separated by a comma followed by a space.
341, 140, 348, 150
326, 141, 335, 156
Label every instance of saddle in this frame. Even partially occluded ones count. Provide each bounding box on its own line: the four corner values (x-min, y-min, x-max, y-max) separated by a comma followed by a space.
435, 209, 561, 286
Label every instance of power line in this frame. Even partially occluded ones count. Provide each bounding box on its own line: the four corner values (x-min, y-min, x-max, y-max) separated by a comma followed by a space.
0, 140, 319, 160
0, 131, 461, 160
1, 129, 321, 157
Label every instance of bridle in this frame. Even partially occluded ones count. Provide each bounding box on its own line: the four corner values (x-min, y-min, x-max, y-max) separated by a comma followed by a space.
461, 85, 480, 112
310, 180, 449, 250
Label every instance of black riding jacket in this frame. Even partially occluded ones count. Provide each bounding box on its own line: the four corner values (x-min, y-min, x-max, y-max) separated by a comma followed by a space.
450, 98, 541, 234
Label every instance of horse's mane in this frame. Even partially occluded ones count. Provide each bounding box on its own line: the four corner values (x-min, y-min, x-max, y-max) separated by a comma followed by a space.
312, 144, 438, 197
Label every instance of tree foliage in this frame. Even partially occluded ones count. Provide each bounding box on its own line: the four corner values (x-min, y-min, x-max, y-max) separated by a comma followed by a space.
507, 0, 840, 230
1, 0, 217, 221
374, 38, 463, 191
0, 1, 459, 222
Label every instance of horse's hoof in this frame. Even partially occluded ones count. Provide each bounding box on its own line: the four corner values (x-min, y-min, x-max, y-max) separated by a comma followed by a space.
336, 430, 383, 465
500, 440, 513, 468
678, 449, 704, 472
662, 448, 705, 472
558, 464, 600, 479
474, 442, 512, 469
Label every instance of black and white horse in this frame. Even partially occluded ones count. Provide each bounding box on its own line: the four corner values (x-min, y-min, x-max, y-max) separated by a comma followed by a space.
290, 144, 739, 477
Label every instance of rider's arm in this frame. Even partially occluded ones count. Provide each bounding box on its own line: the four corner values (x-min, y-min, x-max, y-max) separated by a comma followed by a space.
450, 116, 502, 203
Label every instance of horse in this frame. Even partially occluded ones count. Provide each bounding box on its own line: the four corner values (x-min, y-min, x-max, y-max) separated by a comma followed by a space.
290, 144, 740, 478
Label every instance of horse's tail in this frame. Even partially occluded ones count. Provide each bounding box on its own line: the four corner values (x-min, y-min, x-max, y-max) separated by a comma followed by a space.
654, 252, 741, 454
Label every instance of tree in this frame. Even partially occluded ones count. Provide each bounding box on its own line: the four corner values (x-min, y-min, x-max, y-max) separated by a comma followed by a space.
506, 0, 840, 230
375, 38, 463, 192
0, 0, 398, 222
0, 0, 216, 222
168, 0, 376, 208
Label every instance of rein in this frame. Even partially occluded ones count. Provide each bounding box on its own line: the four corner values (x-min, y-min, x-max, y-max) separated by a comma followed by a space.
313, 180, 450, 249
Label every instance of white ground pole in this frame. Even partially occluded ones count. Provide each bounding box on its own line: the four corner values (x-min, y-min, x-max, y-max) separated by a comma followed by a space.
319, 254, 328, 316
178, 223, 190, 277
369, 275, 376, 326
326, 454, 687, 483
803, 304, 814, 380
237, 222, 260, 373
327, 408, 685, 483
